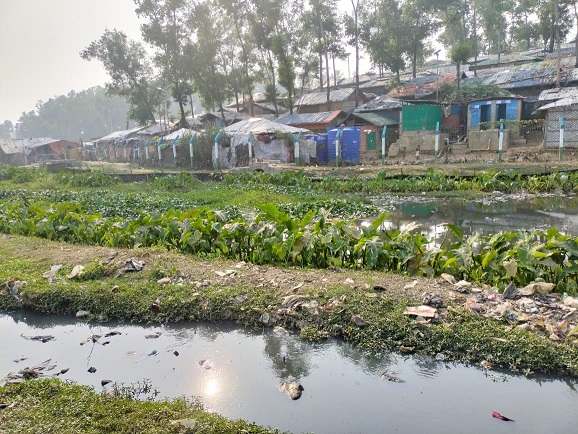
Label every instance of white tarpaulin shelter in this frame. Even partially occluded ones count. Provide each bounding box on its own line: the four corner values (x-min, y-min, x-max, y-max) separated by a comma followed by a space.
163, 128, 195, 141
217, 118, 313, 168
224, 117, 310, 135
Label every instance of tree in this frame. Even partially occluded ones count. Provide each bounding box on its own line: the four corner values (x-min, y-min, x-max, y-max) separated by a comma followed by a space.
133, 0, 195, 127
402, 0, 440, 78
217, 0, 257, 116
450, 41, 473, 124
359, 0, 407, 81
189, 2, 232, 119
0, 120, 13, 139
537, 0, 572, 52
80, 29, 158, 125
14, 87, 130, 140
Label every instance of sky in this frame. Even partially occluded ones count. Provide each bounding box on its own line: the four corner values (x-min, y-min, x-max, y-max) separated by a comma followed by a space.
0, 0, 378, 125
0, 0, 142, 124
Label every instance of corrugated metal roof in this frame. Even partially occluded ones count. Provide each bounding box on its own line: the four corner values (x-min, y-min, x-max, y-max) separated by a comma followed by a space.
224, 117, 310, 135
350, 112, 398, 126
536, 96, 578, 111
539, 87, 578, 101
296, 88, 358, 107
354, 96, 403, 112
16, 137, 60, 149
276, 111, 343, 126
0, 139, 22, 155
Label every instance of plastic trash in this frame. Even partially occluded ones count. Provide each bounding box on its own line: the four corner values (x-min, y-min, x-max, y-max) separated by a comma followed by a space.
492, 411, 514, 422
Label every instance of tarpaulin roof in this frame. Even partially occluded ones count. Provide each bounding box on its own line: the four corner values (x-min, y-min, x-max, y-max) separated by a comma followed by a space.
224, 117, 310, 135
349, 112, 398, 126
162, 128, 195, 141
96, 126, 146, 143
276, 111, 344, 126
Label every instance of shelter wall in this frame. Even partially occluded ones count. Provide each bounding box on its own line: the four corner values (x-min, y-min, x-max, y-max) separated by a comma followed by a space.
544, 108, 578, 148
468, 129, 511, 151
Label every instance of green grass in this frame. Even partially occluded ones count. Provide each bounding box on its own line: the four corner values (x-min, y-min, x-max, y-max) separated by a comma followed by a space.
0, 379, 284, 433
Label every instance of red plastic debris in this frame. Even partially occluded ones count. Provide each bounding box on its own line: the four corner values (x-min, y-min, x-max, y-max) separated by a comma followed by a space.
492, 411, 514, 422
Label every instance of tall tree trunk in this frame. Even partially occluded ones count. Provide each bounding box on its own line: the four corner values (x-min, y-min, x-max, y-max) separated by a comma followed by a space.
353, 0, 360, 107
325, 50, 331, 111
473, 3, 478, 77
319, 11, 324, 91
332, 55, 337, 87
267, 51, 279, 115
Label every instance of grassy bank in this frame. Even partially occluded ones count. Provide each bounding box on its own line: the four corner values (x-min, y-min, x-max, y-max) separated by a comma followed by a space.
2, 235, 577, 377
0, 379, 282, 433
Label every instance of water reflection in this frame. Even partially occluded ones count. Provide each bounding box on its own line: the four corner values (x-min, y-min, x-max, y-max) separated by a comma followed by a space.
371, 195, 578, 244
263, 329, 311, 380
2, 311, 578, 434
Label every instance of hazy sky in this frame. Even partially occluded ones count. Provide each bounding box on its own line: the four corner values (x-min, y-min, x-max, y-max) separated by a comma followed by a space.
0, 0, 142, 123
0, 0, 368, 125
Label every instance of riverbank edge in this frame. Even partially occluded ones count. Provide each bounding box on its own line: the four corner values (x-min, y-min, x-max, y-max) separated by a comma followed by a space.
2, 234, 577, 376
2, 234, 577, 431
0, 378, 285, 433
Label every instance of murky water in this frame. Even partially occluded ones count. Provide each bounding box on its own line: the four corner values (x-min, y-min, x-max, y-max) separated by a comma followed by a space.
1, 311, 577, 434
373, 195, 578, 245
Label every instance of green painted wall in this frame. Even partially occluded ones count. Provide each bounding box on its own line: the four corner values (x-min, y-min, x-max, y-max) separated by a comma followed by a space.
402, 105, 442, 131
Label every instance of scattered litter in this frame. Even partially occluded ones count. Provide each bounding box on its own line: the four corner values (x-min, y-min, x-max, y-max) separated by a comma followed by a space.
76, 310, 91, 319
273, 326, 290, 335
125, 258, 144, 272
145, 331, 162, 339
278, 381, 304, 400
440, 273, 456, 285
519, 282, 554, 296
56, 368, 69, 376
380, 371, 405, 383
103, 251, 118, 264
563, 293, 578, 308
199, 359, 214, 370
403, 305, 438, 319
135, 350, 158, 363
104, 331, 122, 337
404, 280, 418, 290
399, 345, 415, 353
42, 264, 62, 281
260, 312, 270, 324
80, 334, 101, 345
13, 357, 27, 363
480, 360, 494, 369
503, 282, 520, 300
66, 265, 85, 279
372, 285, 386, 291
101, 379, 112, 386
435, 353, 446, 361
453, 280, 472, 293
492, 411, 514, 422
21, 334, 55, 343
215, 269, 237, 277
423, 293, 444, 308
173, 351, 179, 356
157, 277, 172, 285
5, 278, 26, 301
466, 298, 482, 313
87, 367, 97, 373
2, 359, 57, 383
